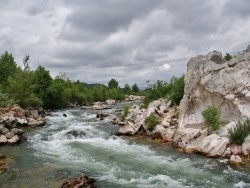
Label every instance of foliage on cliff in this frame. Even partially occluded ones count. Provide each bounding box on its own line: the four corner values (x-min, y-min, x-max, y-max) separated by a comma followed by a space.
202, 106, 221, 133
228, 118, 250, 145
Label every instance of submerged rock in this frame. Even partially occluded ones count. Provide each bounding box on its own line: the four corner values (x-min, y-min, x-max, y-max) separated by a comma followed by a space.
66, 130, 86, 139
61, 176, 97, 188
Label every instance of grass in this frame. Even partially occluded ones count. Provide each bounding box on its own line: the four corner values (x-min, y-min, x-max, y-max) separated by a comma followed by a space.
145, 113, 160, 131
228, 118, 250, 145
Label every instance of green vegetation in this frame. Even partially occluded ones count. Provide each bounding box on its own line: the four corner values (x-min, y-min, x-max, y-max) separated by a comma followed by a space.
120, 104, 131, 121
142, 75, 184, 108
132, 83, 139, 93
145, 113, 160, 131
0, 51, 142, 109
202, 106, 221, 133
224, 52, 233, 61
228, 118, 250, 145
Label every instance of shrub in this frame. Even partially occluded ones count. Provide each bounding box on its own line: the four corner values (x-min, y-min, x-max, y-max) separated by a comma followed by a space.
120, 104, 131, 121
0, 91, 15, 107
228, 118, 250, 145
145, 113, 160, 131
202, 106, 221, 133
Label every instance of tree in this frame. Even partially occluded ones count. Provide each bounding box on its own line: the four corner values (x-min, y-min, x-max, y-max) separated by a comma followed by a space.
224, 52, 233, 61
0, 51, 17, 89
123, 83, 131, 94
108, 78, 118, 89
32, 65, 53, 108
7, 55, 42, 108
132, 83, 139, 93
202, 106, 221, 134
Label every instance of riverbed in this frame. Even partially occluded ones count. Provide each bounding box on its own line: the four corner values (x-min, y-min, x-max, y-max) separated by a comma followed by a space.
0, 106, 250, 188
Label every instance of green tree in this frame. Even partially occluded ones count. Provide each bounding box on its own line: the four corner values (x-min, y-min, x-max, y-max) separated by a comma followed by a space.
0, 51, 17, 89
132, 83, 139, 93
7, 55, 42, 108
32, 65, 53, 108
108, 78, 118, 89
224, 52, 233, 61
123, 83, 131, 94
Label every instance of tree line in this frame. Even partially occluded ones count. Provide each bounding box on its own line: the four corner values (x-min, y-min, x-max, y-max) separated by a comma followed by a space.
0, 52, 141, 109
0, 51, 185, 109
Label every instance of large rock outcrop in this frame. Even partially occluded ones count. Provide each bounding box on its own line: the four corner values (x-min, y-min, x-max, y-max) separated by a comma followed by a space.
179, 45, 250, 128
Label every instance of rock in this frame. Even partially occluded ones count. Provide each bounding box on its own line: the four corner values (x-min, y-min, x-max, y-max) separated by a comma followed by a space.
11, 105, 24, 117
5, 131, 15, 139
196, 134, 229, 157
106, 99, 116, 105
63, 114, 67, 117
28, 118, 46, 127
16, 117, 28, 126
0, 135, 7, 144
66, 130, 86, 139
1, 127, 9, 135
125, 95, 145, 102
7, 135, 19, 144
173, 128, 201, 146
60, 176, 96, 188
96, 113, 109, 118
152, 125, 175, 142
117, 123, 145, 136
11, 128, 24, 135
30, 110, 39, 118
229, 155, 244, 166
178, 45, 250, 129
242, 135, 250, 155
93, 102, 110, 110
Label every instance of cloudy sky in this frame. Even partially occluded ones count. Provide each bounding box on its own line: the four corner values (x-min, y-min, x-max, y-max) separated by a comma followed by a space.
0, 0, 250, 88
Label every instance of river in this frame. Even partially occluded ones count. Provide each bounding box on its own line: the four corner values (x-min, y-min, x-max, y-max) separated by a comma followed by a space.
0, 105, 250, 188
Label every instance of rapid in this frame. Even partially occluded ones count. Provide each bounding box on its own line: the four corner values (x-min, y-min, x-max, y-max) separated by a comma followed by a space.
0, 105, 250, 188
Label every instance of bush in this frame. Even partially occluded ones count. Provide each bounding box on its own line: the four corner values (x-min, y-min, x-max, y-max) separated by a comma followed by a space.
0, 91, 15, 107
145, 113, 160, 131
120, 104, 131, 121
202, 106, 221, 133
228, 118, 250, 145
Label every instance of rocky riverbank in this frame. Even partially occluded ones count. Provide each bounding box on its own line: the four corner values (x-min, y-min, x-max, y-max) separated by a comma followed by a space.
113, 45, 250, 166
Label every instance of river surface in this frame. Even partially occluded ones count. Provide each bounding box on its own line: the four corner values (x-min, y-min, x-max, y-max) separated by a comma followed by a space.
1, 105, 250, 188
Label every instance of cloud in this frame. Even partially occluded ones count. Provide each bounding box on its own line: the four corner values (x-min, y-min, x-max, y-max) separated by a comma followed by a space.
0, 0, 250, 86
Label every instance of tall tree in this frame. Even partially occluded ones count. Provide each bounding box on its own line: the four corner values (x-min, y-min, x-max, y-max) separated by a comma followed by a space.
124, 83, 131, 94
32, 65, 53, 107
108, 78, 118, 89
0, 51, 17, 89
7, 55, 42, 108
132, 83, 139, 93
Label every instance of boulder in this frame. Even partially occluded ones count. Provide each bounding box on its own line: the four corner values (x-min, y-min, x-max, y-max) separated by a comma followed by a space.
117, 123, 145, 136
11, 128, 24, 135
93, 102, 110, 110
196, 134, 229, 157
66, 130, 86, 139
242, 135, 250, 155
0, 135, 7, 144
178, 46, 250, 129
229, 155, 244, 166
28, 118, 46, 127
30, 110, 39, 118
173, 128, 202, 146
7, 135, 19, 144
16, 117, 28, 126
60, 176, 96, 188
1, 127, 9, 135
5, 131, 15, 139
106, 99, 116, 105
11, 105, 24, 117
152, 125, 175, 142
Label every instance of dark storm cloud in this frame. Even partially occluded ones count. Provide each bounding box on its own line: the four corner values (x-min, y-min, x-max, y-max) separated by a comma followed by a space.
0, 0, 250, 86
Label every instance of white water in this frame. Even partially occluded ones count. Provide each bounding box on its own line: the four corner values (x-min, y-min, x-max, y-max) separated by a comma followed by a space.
2, 107, 250, 188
